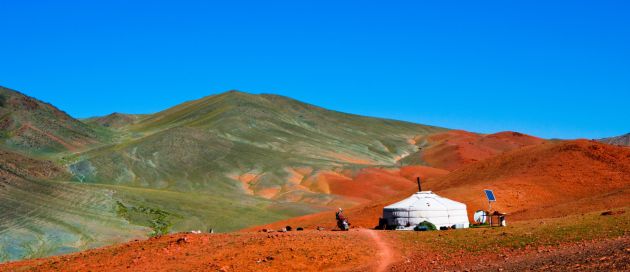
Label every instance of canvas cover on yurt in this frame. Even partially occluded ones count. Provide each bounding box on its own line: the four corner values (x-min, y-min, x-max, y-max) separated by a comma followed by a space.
382, 191, 469, 230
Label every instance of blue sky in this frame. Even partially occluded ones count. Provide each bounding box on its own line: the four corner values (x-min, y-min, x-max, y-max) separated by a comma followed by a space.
1, 0, 628, 139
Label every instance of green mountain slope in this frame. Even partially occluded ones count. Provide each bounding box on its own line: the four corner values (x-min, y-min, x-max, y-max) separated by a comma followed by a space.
0, 148, 145, 261
0, 147, 310, 262
83, 113, 148, 129
70, 91, 444, 199
0, 86, 110, 155
0, 89, 446, 262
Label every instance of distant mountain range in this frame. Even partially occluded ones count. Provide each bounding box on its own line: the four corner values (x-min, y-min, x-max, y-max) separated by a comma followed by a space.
597, 133, 630, 146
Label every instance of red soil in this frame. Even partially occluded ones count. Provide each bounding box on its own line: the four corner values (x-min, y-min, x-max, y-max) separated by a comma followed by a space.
388, 235, 630, 272
0, 149, 67, 180
4, 214, 628, 272
247, 189, 414, 231
3, 138, 630, 272
319, 166, 450, 203
244, 130, 540, 207
422, 130, 545, 171
432, 140, 630, 220
1, 231, 383, 272
19, 123, 79, 151
248, 166, 450, 231
363, 229, 395, 272
252, 140, 630, 230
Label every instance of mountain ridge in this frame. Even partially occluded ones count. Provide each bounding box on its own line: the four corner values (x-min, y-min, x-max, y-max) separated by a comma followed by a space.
4, 87, 625, 264
69, 90, 446, 196
0, 87, 450, 261
0, 86, 110, 155
598, 132, 630, 146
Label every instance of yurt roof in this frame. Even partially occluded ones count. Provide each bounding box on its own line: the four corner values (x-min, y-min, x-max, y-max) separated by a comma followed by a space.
383, 191, 466, 211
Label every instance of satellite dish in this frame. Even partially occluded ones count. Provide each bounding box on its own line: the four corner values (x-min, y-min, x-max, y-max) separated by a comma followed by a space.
473, 210, 487, 224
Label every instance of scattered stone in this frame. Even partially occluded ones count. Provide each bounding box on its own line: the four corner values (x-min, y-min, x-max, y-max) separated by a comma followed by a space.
285, 225, 293, 231
296, 227, 304, 231
601, 210, 625, 216
317, 226, 325, 231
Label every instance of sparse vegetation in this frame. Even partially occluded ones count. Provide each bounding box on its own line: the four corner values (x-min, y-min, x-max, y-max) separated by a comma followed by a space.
1, 87, 628, 268
70, 91, 442, 194
414, 221, 437, 231
393, 209, 630, 254
115, 200, 129, 217
115, 201, 179, 237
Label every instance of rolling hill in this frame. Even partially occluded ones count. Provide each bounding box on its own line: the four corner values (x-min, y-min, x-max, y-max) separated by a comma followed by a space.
0, 86, 109, 155
414, 130, 545, 171
0, 88, 451, 261
3, 87, 626, 266
83, 113, 147, 129
433, 139, 630, 220
0, 148, 146, 261
258, 139, 630, 230
68, 91, 445, 204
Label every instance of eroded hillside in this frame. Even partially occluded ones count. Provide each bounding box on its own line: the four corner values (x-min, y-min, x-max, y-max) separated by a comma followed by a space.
0, 86, 110, 155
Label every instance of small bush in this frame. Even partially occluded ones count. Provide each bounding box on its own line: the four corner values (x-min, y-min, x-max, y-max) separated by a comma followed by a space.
115, 201, 129, 217
114, 201, 178, 237
414, 221, 437, 231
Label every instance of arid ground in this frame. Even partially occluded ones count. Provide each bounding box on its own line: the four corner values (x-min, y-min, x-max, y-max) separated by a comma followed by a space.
2, 209, 627, 271
1, 88, 629, 271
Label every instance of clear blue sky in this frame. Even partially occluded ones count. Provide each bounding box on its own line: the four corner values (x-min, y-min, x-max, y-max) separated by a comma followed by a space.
1, 1, 628, 139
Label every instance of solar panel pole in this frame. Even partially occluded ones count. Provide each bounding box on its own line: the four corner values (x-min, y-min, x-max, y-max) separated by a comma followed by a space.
484, 189, 496, 212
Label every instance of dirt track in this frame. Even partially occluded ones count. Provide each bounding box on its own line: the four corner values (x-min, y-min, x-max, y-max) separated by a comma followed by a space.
362, 230, 394, 272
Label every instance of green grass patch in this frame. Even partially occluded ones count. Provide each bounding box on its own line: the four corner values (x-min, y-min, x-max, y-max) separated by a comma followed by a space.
115, 201, 180, 237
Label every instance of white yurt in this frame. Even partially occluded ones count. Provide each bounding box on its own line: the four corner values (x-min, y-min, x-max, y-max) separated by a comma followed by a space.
382, 191, 469, 230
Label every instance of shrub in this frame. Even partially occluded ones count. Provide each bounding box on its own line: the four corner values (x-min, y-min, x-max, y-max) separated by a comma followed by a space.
414, 220, 437, 231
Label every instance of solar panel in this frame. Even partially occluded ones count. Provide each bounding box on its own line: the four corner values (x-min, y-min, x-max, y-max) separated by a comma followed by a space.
484, 189, 496, 202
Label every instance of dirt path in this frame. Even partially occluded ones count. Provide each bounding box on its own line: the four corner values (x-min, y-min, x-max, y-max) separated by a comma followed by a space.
361, 229, 395, 272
